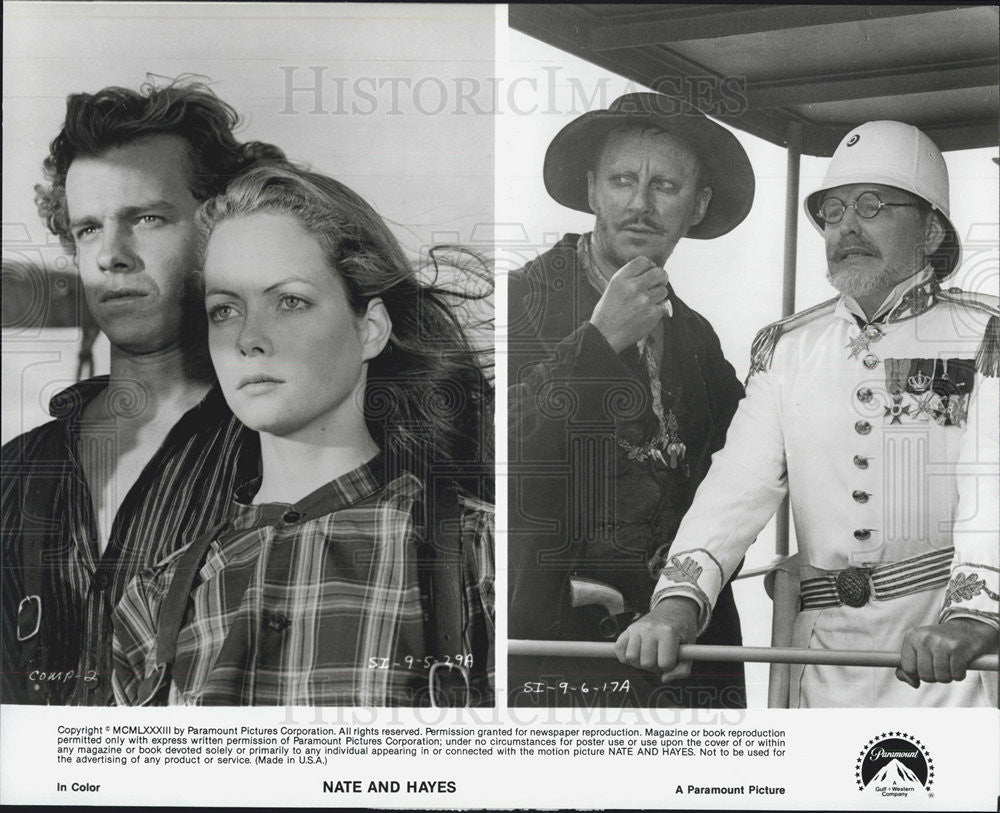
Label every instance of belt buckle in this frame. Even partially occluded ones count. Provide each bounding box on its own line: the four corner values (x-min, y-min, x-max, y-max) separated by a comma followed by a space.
16, 595, 41, 641
835, 567, 871, 607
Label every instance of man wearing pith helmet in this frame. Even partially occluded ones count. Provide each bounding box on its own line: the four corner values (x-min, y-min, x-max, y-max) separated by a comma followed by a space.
508, 92, 754, 708
618, 120, 999, 707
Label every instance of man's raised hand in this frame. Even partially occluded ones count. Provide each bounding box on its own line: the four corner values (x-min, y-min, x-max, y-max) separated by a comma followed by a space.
590, 256, 669, 353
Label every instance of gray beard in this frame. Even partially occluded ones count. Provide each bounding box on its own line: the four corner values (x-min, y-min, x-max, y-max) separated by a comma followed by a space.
826, 262, 913, 301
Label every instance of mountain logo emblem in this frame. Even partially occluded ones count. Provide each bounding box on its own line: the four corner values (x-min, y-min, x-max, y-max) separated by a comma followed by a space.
856, 733, 933, 798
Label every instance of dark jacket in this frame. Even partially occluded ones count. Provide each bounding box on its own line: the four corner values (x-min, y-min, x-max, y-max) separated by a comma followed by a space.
0, 378, 254, 705
507, 234, 746, 707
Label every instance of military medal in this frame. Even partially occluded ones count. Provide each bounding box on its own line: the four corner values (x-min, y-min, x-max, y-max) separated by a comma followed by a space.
906, 366, 931, 394
945, 394, 968, 427
846, 322, 884, 359
846, 333, 870, 359
913, 391, 939, 422
883, 393, 911, 424
880, 357, 976, 428
888, 278, 937, 322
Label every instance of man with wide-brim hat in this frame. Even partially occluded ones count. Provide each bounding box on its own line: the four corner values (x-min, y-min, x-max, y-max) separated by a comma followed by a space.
508, 92, 754, 708
617, 120, 999, 708
543, 92, 754, 243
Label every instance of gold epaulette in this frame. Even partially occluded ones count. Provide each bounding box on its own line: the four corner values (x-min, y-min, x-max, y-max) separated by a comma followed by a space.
747, 298, 838, 379
938, 288, 1000, 377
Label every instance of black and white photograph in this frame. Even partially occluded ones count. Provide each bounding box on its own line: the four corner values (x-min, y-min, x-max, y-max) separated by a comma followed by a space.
2, 1, 998, 810
2, 0, 495, 715
505, 3, 998, 717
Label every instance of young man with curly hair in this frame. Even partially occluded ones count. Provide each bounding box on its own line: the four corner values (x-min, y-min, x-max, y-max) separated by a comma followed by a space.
1, 79, 284, 704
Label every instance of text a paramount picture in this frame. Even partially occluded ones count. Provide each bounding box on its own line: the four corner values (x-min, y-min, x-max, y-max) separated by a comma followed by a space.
3, 2, 1000, 811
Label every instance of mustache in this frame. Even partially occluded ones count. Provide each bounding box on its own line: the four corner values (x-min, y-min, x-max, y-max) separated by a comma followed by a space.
616, 218, 663, 233
829, 237, 881, 261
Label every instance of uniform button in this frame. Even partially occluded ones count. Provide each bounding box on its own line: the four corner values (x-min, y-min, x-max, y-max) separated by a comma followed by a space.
86, 675, 101, 691
92, 572, 110, 591
863, 354, 879, 369
282, 510, 303, 523
266, 613, 290, 632
853, 528, 872, 541
853, 455, 869, 469
852, 490, 870, 504
855, 420, 871, 435
856, 387, 873, 403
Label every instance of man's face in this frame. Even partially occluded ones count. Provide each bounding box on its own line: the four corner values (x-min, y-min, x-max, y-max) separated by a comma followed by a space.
822, 183, 935, 303
587, 127, 712, 269
65, 134, 203, 355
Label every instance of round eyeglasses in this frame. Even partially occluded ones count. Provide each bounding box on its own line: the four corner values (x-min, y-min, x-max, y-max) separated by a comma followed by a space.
817, 191, 916, 224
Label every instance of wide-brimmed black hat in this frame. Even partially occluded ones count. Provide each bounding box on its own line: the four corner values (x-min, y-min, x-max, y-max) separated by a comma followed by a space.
543, 93, 755, 239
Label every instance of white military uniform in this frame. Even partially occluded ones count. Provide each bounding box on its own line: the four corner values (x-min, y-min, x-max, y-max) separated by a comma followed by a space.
653, 266, 999, 707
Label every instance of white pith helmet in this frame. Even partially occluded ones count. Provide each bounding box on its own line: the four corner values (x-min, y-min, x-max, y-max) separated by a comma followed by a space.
804, 120, 960, 279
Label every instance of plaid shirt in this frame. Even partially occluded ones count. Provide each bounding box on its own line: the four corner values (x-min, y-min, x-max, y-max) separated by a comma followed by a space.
112, 454, 495, 707
1, 376, 252, 705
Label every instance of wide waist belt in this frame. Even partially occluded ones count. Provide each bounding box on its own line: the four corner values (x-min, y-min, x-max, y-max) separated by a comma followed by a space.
800, 547, 954, 610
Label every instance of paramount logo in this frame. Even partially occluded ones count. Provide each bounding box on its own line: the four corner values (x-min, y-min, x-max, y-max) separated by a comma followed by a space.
856, 733, 933, 798
868, 747, 919, 761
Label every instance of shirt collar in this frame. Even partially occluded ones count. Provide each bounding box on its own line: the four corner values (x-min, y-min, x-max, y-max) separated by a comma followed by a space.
47, 375, 229, 421
230, 451, 403, 529
578, 232, 608, 297
834, 265, 938, 326
47, 375, 110, 420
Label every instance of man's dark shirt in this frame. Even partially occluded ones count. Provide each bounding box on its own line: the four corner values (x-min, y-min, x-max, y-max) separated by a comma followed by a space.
1, 376, 255, 704
508, 234, 747, 708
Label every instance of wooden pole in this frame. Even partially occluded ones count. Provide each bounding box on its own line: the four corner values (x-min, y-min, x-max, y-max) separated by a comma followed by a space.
774, 120, 803, 560
507, 639, 1000, 671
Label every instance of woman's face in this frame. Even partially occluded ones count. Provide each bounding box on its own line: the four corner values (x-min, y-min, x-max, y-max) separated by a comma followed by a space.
204, 211, 386, 441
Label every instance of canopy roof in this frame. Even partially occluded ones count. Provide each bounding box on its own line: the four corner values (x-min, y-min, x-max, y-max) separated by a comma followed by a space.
510, 4, 999, 155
